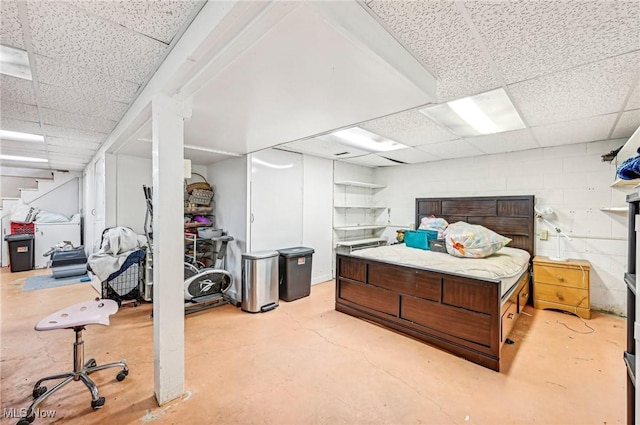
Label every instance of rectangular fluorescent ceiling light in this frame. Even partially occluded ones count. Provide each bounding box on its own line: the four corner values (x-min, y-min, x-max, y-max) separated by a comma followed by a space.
0, 129, 44, 143
0, 45, 32, 80
419, 88, 525, 137
332, 127, 408, 152
0, 154, 48, 163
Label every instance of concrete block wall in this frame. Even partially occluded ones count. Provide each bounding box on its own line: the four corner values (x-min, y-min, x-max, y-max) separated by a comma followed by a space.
374, 138, 631, 316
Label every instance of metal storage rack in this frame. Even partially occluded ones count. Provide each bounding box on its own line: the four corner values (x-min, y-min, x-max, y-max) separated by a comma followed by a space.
626, 192, 639, 425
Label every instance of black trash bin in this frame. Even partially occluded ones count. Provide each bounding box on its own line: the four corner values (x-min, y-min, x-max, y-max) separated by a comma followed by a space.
277, 247, 314, 301
4, 234, 35, 272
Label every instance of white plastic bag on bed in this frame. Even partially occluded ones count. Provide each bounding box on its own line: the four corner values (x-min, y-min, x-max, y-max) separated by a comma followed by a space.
419, 216, 448, 239
443, 221, 511, 258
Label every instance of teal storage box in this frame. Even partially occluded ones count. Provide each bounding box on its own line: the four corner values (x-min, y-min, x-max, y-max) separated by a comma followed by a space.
404, 229, 438, 250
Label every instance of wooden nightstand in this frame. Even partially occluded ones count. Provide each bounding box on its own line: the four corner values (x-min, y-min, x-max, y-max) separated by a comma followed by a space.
533, 256, 591, 319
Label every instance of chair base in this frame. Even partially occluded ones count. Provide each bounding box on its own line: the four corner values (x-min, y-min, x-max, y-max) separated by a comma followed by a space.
17, 327, 128, 424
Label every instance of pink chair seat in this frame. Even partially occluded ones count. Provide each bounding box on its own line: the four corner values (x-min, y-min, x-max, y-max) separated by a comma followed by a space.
35, 299, 119, 331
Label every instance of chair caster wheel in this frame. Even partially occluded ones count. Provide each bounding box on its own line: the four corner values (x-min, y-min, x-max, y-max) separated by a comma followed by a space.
91, 397, 106, 409
17, 416, 34, 425
116, 370, 128, 381
32, 386, 47, 398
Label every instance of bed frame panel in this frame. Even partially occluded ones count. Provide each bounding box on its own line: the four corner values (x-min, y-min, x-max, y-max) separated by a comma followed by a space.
335, 195, 534, 371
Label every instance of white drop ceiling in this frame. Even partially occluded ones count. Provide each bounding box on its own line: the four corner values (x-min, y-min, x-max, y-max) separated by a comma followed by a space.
0, 0, 638, 171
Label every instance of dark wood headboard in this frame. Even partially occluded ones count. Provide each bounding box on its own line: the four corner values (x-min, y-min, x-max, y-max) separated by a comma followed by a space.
415, 195, 535, 257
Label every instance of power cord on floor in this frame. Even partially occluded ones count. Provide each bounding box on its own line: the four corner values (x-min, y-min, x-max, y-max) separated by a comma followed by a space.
556, 300, 595, 334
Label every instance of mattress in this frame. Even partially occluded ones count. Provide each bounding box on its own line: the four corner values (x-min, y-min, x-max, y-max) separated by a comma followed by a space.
351, 245, 531, 297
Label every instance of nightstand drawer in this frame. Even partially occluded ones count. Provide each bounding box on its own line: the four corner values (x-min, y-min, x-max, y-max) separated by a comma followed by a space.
533, 265, 588, 289
534, 283, 589, 308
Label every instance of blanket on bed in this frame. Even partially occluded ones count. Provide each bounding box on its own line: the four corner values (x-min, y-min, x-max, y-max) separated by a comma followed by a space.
351, 245, 530, 280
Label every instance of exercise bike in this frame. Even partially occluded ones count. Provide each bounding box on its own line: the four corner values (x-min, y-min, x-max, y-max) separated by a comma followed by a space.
143, 185, 234, 314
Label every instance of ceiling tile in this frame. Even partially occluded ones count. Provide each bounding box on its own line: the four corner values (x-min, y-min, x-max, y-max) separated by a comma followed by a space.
0, 0, 25, 49
277, 136, 369, 159
43, 125, 106, 144
48, 162, 85, 171
38, 83, 128, 122
509, 51, 640, 126
0, 100, 39, 123
464, 129, 539, 154
71, 0, 203, 45
41, 108, 116, 134
531, 113, 618, 147
465, 0, 640, 84
27, 1, 168, 84
378, 147, 442, 164
0, 118, 42, 135
611, 109, 640, 139
0, 140, 46, 153
34, 55, 140, 103
48, 152, 93, 162
0, 74, 36, 104
47, 144, 97, 157
367, 1, 500, 102
341, 154, 399, 167
46, 136, 101, 151
416, 139, 483, 159
359, 110, 458, 146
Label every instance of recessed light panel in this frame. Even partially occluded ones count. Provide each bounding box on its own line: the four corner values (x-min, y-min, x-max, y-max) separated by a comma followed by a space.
0, 129, 44, 143
0, 45, 32, 80
419, 88, 525, 137
332, 127, 408, 152
0, 154, 48, 163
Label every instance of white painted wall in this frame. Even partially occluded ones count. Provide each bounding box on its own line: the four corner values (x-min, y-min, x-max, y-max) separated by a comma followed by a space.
374, 139, 630, 316
0, 176, 38, 198
302, 154, 333, 284
31, 177, 80, 218
116, 155, 152, 234
207, 156, 247, 304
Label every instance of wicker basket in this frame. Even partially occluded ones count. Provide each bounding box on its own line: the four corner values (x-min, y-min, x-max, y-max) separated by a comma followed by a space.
186, 173, 212, 194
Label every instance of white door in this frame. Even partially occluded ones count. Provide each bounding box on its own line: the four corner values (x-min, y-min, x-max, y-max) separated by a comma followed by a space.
249, 149, 303, 252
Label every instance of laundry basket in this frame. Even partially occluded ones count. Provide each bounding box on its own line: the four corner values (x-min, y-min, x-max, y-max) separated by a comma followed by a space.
101, 249, 145, 307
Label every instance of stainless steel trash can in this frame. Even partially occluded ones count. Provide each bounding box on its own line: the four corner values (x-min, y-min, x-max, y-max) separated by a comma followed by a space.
241, 251, 279, 313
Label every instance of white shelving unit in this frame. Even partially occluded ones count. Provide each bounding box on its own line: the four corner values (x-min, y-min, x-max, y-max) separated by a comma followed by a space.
334, 180, 388, 253
611, 126, 640, 189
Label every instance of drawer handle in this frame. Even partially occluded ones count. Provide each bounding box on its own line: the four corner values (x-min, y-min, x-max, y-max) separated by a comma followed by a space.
557, 292, 564, 301
556, 275, 564, 281
507, 313, 515, 319
521, 293, 528, 298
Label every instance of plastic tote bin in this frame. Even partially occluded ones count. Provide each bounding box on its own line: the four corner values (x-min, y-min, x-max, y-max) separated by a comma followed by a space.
241, 251, 279, 313
4, 234, 35, 272
277, 247, 314, 301
404, 229, 438, 250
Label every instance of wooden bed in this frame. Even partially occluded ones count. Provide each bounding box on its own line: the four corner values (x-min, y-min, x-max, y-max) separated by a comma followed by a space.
335, 195, 535, 371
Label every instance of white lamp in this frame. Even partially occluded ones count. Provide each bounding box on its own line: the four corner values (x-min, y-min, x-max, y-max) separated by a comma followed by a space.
535, 206, 571, 262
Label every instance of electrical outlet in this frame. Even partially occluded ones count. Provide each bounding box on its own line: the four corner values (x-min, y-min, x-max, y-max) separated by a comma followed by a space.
540, 230, 548, 240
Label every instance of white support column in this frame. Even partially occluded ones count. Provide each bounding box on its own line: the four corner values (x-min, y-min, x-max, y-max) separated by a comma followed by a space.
151, 94, 191, 405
